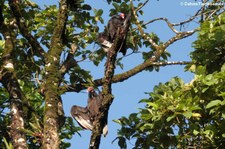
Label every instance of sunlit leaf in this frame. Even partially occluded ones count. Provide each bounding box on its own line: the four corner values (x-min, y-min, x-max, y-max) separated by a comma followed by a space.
206, 100, 221, 109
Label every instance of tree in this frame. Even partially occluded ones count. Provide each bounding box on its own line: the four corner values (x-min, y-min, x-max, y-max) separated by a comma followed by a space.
114, 9, 225, 149
0, 0, 223, 149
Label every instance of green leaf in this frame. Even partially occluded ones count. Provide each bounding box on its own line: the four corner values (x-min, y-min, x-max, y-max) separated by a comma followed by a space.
3, 137, 13, 149
138, 98, 150, 103
166, 115, 176, 122
113, 119, 122, 125
112, 2, 120, 10
140, 123, 153, 131
206, 100, 221, 109
222, 134, 225, 138
193, 130, 199, 135
221, 64, 225, 72
147, 102, 158, 109
222, 113, 225, 119
183, 111, 192, 119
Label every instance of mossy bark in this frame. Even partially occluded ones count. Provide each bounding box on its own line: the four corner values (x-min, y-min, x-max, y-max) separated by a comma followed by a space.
42, 0, 68, 148
0, 22, 28, 149
89, 31, 122, 149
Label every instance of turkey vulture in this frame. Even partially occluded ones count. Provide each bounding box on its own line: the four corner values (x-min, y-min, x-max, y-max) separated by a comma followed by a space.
70, 87, 108, 137
87, 87, 108, 137
97, 13, 131, 56
107, 13, 125, 42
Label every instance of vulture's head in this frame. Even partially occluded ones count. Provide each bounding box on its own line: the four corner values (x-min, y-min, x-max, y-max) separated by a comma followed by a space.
87, 87, 96, 98
119, 13, 125, 19
87, 86, 94, 93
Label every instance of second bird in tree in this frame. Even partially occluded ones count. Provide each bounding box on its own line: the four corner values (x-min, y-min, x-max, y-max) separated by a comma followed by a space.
98, 13, 131, 56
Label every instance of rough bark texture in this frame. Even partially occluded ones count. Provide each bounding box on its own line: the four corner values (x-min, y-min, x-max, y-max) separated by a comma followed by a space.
0, 21, 27, 149
1, 72, 27, 149
42, 0, 68, 148
88, 30, 123, 148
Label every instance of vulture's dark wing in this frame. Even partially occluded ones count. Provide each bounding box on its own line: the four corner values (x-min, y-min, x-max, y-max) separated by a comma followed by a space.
107, 15, 124, 42
87, 90, 102, 120
70, 105, 93, 130
87, 90, 108, 137
97, 32, 112, 52
118, 13, 131, 56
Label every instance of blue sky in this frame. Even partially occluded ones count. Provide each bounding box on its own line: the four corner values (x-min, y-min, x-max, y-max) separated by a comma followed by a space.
34, 0, 201, 148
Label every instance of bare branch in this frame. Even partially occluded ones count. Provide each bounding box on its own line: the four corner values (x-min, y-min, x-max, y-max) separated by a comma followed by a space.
151, 61, 191, 66
131, 0, 198, 54
172, 7, 203, 26
205, 7, 225, 20
133, 6, 203, 33
163, 30, 196, 49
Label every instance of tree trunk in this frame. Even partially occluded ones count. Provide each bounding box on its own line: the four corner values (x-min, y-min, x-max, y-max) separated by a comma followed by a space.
1, 72, 28, 149
42, 0, 68, 148
0, 22, 27, 149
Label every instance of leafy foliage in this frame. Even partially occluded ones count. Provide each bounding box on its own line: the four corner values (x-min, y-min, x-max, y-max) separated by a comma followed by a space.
114, 13, 225, 149
115, 67, 225, 148
191, 13, 225, 74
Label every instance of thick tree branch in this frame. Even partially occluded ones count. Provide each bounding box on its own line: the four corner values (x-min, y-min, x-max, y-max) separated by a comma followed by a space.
88, 27, 125, 149
42, 0, 68, 148
59, 60, 191, 93
0, 21, 27, 149
8, 0, 46, 58
101, 60, 191, 84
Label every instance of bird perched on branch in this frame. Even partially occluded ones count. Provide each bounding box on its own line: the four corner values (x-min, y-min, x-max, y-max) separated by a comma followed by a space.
97, 13, 131, 56
71, 87, 108, 137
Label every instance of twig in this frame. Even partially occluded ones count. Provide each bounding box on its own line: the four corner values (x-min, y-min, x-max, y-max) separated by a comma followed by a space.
136, 0, 149, 11
172, 7, 203, 26
132, 7, 203, 32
